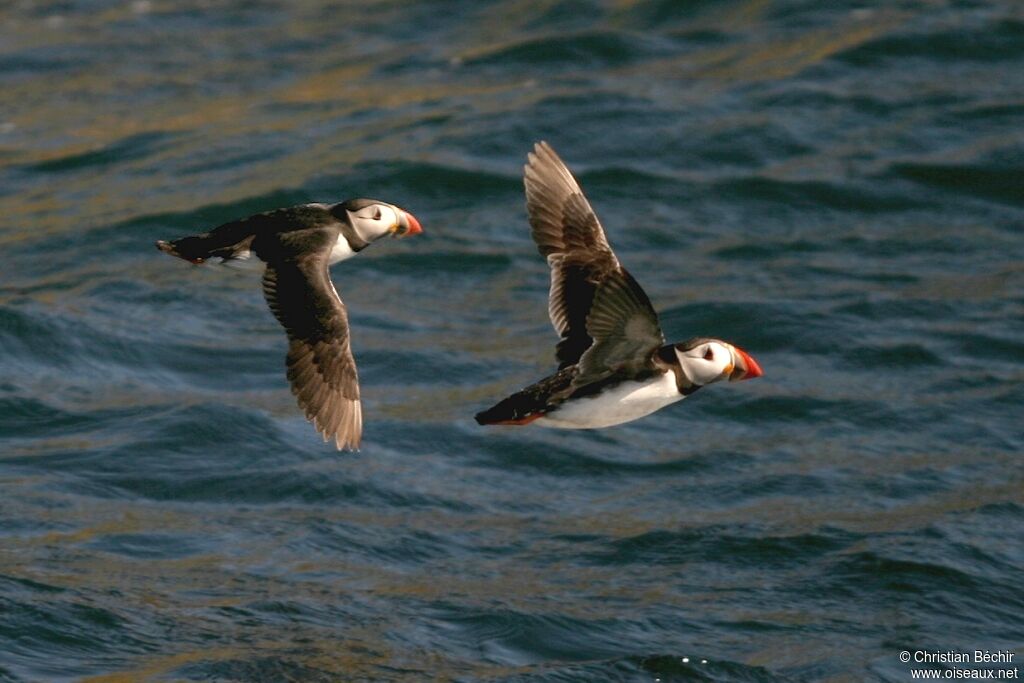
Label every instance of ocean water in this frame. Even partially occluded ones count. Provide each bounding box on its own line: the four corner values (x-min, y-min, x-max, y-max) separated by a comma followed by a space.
1, 1, 1023, 681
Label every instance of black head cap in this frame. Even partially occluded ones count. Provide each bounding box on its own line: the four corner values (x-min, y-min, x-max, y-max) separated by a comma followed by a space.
332, 198, 381, 218
674, 337, 714, 352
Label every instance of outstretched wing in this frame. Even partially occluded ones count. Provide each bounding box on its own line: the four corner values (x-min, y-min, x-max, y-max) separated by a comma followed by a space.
524, 141, 663, 371
525, 141, 621, 367
261, 235, 362, 450
574, 269, 665, 386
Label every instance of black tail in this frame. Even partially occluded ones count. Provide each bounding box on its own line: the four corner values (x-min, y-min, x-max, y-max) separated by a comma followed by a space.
475, 367, 577, 426
156, 219, 257, 265
155, 236, 211, 264
475, 393, 540, 425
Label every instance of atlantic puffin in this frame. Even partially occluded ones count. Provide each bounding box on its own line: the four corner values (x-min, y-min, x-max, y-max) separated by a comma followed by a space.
475, 142, 762, 429
156, 199, 422, 450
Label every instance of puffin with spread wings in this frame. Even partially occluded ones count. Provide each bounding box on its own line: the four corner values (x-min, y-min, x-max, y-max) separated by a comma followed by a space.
157, 199, 422, 450
475, 142, 761, 429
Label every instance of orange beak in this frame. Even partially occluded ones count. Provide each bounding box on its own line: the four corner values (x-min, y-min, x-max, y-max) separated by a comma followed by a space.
396, 209, 423, 237
728, 345, 763, 381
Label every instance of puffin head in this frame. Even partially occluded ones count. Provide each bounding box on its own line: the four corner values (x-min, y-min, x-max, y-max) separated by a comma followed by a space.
673, 337, 763, 387
334, 198, 423, 243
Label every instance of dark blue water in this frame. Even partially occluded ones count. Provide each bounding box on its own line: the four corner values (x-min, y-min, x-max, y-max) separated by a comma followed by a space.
2, 1, 1023, 681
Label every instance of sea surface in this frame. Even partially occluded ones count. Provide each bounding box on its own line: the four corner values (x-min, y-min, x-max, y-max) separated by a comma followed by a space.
1, 1, 1023, 681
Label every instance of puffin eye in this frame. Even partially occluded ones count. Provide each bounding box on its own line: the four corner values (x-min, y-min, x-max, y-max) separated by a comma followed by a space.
703, 347, 714, 361
373, 208, 382, 220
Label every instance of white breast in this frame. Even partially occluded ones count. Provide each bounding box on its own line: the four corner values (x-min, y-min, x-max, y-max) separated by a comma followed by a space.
536, 372, 684, 429
329, 233, 355, 264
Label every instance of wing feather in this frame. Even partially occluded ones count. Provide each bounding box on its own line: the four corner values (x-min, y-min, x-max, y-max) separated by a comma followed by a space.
524, 142, 663, 372
525, 143, 615, 260
262, 236, 362, 450
574, 269, 665, 386
525, 142, 619, 367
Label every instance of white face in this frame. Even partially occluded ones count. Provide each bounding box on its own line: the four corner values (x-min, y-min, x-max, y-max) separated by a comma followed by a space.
347, 203, 399, 242
675, 340, 734, 386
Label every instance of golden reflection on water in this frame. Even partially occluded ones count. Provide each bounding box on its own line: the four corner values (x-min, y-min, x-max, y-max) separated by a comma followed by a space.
1, 4, 539, 243
2, 432, 1021, 677
1, 0, 908, 244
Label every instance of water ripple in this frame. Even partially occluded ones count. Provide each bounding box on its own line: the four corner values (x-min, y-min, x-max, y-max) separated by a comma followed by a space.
2, 1, 1023, 681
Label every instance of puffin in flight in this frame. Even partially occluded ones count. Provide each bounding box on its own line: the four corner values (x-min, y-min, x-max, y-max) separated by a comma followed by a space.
157, 199, 422, 450
475, 142, 762, 429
